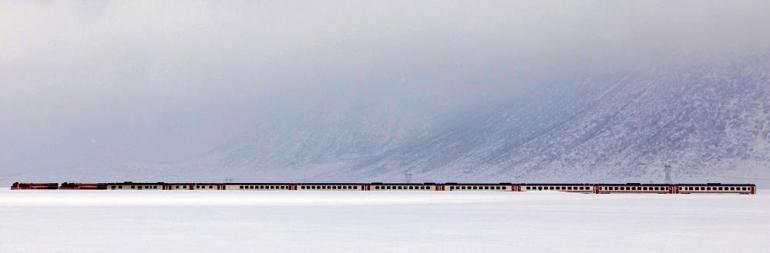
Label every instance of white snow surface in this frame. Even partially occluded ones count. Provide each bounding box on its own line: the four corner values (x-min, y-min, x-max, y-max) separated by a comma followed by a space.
1, 190, 768, 253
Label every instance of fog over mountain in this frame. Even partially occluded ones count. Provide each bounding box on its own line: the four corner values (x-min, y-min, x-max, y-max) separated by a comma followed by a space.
2, 1, 770, 185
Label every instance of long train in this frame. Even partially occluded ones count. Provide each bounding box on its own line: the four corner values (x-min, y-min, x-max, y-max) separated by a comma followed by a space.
10, 182, 757, 194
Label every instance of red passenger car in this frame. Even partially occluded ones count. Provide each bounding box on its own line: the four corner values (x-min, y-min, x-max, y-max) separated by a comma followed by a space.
10, 182, 59, 190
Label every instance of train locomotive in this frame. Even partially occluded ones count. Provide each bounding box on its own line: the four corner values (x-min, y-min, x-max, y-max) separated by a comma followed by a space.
10, 182, 756, 194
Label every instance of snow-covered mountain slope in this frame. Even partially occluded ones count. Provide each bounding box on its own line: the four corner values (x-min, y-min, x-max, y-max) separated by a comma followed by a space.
357, 57, 770, 183
27, 55, 770, 185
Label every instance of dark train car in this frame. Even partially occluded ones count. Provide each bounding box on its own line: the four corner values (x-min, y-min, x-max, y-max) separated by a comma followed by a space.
228, 183, 293, 191
443, 183, 513, 191
105, 182, 166, 190
520, 184, 595, 193
678, 183, 756, 194
368, 182, 438, 191
60, 182, 107, 190
189, 183, 227, 190
10, 182, 59, 190
297, 183, 365, 191
596, 183, 672, 194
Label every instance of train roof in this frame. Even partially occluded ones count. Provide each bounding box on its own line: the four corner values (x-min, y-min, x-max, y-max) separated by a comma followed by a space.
97, 182, 757, 187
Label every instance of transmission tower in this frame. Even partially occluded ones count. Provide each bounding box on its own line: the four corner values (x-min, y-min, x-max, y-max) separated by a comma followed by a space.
405, 170, 413, 184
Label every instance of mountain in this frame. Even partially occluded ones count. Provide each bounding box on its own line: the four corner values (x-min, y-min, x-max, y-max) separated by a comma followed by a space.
29, 55, 770, 185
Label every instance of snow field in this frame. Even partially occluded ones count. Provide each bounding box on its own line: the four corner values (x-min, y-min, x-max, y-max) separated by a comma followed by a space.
1, 190, 768, 253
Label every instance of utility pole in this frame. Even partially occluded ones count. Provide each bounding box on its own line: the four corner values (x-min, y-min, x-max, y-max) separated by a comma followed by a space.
664, 165, 672, 184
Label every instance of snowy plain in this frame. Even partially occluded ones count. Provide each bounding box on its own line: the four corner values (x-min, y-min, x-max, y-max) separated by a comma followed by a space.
1, 190, 768, 253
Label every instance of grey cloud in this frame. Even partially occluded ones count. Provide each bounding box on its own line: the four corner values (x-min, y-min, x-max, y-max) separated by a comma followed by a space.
1, 0, 769, 178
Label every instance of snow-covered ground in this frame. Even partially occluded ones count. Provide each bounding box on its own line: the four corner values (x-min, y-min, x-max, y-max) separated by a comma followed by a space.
1, 190, 768, 253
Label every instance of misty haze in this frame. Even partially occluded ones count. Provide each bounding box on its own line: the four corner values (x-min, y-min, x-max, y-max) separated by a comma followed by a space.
2, 0, 770, 185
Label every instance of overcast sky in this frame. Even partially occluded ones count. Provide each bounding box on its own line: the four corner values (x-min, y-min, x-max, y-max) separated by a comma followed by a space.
2, 0, 770, 176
